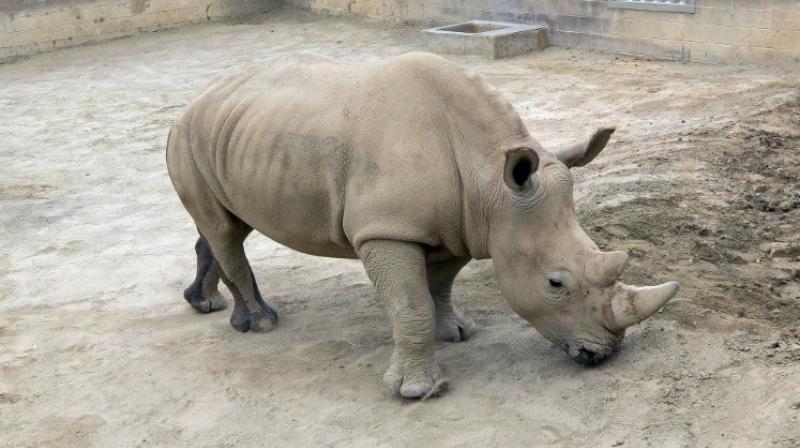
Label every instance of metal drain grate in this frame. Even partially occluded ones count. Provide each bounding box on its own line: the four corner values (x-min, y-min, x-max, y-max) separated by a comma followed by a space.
608, 0, 696, 13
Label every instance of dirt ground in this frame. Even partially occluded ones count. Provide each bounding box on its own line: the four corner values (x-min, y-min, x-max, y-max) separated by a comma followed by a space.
1, 7, 799, 448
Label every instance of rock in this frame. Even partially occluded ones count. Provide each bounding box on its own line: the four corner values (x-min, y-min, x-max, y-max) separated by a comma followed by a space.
778, 199, 796, 212
759, 242, 800, 257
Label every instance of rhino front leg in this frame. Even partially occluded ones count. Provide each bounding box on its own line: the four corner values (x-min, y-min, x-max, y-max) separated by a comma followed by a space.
427, 257, 475, 342
183, 235, 227, 313
359, 240, 445, 399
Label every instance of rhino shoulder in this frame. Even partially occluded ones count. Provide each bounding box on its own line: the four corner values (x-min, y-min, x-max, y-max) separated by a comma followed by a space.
386, 52, 470, 82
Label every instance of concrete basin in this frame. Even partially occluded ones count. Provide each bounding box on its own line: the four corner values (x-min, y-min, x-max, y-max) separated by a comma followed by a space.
422, 20, 548, 59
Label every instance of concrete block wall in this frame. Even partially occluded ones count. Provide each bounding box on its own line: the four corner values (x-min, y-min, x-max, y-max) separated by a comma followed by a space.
286, 0, 800, 65
0, 0, 277, 62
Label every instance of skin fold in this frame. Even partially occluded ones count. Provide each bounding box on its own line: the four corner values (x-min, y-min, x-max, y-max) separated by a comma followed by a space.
166, 52, 679, 399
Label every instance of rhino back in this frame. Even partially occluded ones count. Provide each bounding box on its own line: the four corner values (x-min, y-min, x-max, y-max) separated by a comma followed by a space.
174, 53, 525, 258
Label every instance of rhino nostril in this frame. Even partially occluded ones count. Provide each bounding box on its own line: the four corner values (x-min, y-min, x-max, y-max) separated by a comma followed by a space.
603, 325, 624, 338
566, 340, 613, 367
457, 326, 465, 341
572, 348, 604, 367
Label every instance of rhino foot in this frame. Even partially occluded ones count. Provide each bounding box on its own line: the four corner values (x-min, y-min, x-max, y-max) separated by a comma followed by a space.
184, 288, 227, 313
230, 303, 278, 333
383, 351, 448, 399
184, 236, 226, 314
435, 311, 476, 342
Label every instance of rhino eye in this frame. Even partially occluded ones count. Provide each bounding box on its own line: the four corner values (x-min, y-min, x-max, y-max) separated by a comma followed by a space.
547, 273, 565, 289
545, 272, 572, 303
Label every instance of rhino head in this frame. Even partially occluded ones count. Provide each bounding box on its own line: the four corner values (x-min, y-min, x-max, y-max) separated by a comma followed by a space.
486, 127, 679, 366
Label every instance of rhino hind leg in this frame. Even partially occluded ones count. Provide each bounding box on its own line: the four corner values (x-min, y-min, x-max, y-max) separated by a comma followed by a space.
183, 235, 227, 313
168, 128, 276, 332
204, 224, 278, 333
223, 264, 278, 333
427, 257, 475, 342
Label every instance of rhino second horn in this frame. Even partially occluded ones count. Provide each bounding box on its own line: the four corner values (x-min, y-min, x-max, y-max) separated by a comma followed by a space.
588, 251, 629, 286
607, 282, 680, 330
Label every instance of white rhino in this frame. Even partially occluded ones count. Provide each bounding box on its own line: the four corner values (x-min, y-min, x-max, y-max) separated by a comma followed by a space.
166, 52, 679, 398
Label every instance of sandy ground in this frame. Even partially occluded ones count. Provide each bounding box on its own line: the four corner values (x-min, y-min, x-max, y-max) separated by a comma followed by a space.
1, 7, 799, 447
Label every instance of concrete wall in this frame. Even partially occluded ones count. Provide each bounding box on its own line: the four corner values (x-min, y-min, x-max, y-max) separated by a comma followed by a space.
0, 0, 277, 62
287, 0, 800, 65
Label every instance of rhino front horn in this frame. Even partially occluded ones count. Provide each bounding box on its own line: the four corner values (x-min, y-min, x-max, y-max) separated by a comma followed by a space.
606, 282, 680, 330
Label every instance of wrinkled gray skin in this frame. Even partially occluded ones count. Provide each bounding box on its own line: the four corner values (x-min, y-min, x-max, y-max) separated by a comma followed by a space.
167, 52, 679, 399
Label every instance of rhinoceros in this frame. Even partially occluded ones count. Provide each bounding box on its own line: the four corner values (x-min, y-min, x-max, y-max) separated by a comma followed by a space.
166, 52, 679, 398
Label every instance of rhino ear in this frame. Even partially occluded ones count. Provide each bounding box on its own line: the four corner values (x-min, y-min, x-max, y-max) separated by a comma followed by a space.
503, 148, 539, 190
557, 127, 616, 168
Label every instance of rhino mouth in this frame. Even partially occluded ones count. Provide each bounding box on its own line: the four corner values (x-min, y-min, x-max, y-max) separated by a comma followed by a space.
565, 339, 616, 367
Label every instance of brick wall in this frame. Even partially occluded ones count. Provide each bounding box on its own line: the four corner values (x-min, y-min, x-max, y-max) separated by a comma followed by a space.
286, 0, 800, 65
0, 0, 277, 62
